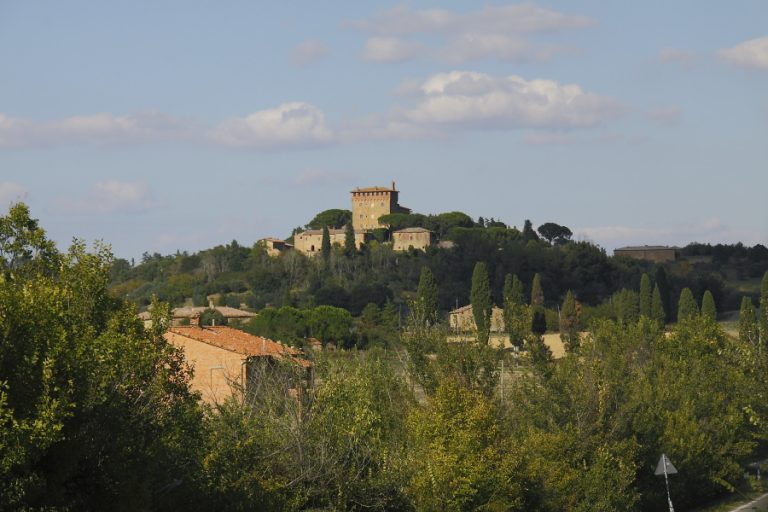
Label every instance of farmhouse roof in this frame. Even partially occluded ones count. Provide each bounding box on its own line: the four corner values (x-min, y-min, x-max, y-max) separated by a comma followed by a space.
168, 325, 310, 367
449, 304, 474, 314
137, 306, 256, 321
615, 245, 679, 251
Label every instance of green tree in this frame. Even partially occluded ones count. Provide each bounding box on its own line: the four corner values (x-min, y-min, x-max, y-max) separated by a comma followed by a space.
344, 222, 356, 256
306, 208, 352, 230
560, 290, 580, 352
471, 262, 492, 344
530, 273, 544, 308
761, 271, 768, 348
413, 266, 439, 328
309, 305, 354, 348
522, 219, 539, 241
503, 274, 527, 349
321, 225, 331, 261
639, 273, 652, 318
655, 266, 671, 321
537, 222, 573, 245
739, 296, 758, 346
651, 283, 665, 327
701, 290, 717, 321
677, 287, 698, 321
199, 307, 227, 326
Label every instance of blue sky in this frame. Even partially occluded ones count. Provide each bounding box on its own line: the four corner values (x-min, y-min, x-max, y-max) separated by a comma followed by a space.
1, 1, 766, 260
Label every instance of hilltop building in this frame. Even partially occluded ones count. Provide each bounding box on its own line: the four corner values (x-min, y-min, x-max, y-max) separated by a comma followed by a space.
258, 237, 293, 257
448, 305, 505, 333
351, 181, 411, 232
392, 227, 434, 252
614, 245, 679, 263
293, 227, 366, 256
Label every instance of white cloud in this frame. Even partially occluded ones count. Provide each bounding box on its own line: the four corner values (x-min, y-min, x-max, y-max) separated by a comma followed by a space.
362, 37, 424, 62
719, 36, 768, 71
658, 48, 696, 68
57, 181, 156, 215
0, 111, 189, 148
397, 71, 623, 129
0, 182, 27, 206
210, 102, 333, 148
292, 40, 329, 65
346, 4, 594, 63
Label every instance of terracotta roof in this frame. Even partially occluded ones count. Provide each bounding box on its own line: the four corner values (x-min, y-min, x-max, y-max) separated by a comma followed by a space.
449, 304, 474, 314
615, 245, 679, 251
167, 326, 310, 367
171, 306, 256, 319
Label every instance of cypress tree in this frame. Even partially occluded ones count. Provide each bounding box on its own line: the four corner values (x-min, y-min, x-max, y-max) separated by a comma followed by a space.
654, 266, 671, 322
415, 266, 439, 327
639, 273, 652, 318
739, 296, 759, 346
677, 287, 698, 322
503, 274, 526, 349
560, 290, 580, 352
701, 290, 717, 322
321, 225, 331, 261
343, 223, 356, 256
530, 273, 544, 307
651, 283, 665, 327
471, 262, 492, 344
760, 271, 768, 348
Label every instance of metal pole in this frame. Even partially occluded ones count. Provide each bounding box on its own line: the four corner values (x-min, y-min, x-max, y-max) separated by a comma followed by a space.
663, 455, 675, 512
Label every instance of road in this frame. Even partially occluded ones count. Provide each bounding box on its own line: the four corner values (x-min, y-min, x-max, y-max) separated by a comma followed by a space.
730, 492, 768, 511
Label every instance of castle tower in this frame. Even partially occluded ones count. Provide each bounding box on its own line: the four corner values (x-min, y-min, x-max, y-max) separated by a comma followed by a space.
350, 181, 410, 231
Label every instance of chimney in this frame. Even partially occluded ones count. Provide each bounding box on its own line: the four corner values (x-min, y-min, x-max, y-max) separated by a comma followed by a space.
209, 299, 214, 309
391, 180, 396, 190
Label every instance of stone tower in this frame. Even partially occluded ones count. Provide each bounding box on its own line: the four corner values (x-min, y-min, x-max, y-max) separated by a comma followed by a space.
350, 181, 410, 231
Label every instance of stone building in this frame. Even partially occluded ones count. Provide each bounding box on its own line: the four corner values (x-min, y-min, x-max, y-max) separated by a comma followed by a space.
293, 227, 366, 256
164, 325, 311, 404
258, 237, 293, 257
351, 182, 410, 231
448, 305, 505, 333
138, 301, 256, 327
392, 227, 434, 252
614, 245, 679, 263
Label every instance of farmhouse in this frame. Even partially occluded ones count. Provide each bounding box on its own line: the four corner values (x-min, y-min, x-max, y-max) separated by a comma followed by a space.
258, 237, 293, 257
614, 245, 679, 263
138, 301, 256, 327
164, 325, 311, 404
448, 304, 506, 333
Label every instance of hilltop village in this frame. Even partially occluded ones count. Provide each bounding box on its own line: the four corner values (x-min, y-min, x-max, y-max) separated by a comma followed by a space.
259, 182, 443, 256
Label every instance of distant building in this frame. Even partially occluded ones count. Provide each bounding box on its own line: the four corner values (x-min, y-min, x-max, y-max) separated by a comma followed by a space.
293, 227, 366, 256
392, 227, 434, 252
258, 237, 293, 257
614, 245, 679, 263
351, 181, 411, 232
138, 301, 257, 327
448, 305, 505, 333
164, 325, 311, 404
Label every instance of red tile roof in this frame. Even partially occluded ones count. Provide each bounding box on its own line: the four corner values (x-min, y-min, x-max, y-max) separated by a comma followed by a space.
168, 326, 310, 366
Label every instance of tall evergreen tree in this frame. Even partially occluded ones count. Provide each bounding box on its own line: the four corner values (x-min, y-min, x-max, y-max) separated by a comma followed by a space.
522, 219, 539, 241
677, 287, 698, 321
471, 262, 492, 344
503, 274, 526, 349
651, 283, 665, 327
344, 223, 356, 256
739, 296, 759, 346
701, 290, 717, 321
321, 225, 331, 261
530, 273, 544, 307
760, 271, 768, 348
560, 290, 580, 352
639, 273, 652, 318
414, 266, 439, 327
654, 266, 671, 322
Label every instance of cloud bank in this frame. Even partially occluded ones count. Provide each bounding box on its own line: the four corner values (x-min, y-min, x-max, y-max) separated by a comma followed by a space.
719, 36, 768, 70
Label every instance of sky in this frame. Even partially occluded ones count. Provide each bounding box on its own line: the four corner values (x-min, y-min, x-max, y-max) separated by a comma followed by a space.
1, 1, 766, 261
